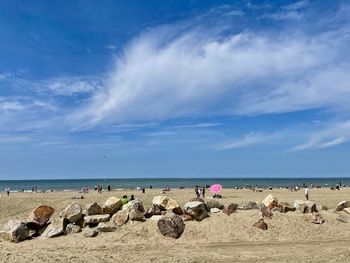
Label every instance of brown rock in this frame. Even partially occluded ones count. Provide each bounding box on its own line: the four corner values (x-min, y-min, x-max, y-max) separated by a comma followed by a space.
27, 205, 55, 230
157, 213, 185, 239
254, 218, 268, 230
262, 194, 278, 209
223, 203, 238, 216
152, 196, 179, 210
260, 206, 273, 219
181, 214, 193, 221
184, 201, 209, 221
206, 199, 224, 210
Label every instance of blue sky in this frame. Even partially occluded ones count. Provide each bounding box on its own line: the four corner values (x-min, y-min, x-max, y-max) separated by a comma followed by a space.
1, 0, 350, 179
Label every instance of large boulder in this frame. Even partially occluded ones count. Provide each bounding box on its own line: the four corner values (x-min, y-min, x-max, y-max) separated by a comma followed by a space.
84, 214, 110, 226
96, 222, 116, 232
27, 205, 55, 230
125, 199, 145, 221
152, 196, 179, 210
59, 203, 82, 223
0, 220, 29, 243
335, 201, 350, 211
206, 199, 224, 210
184, 201, 209, 221
85, 202, 103, 216
223, 203, 238, 216
157, 213, 185, 239
111, 209, 129, 226
254, 218, 268, 230
40, 218, 68, 238
294, 200, 317, 214
262, 194, 278, 209
102, 197, 123, 214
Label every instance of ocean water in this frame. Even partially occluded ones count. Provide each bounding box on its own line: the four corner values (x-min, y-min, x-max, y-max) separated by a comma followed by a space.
0, 178, 349, 192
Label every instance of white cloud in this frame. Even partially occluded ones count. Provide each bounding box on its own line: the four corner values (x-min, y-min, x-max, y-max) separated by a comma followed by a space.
216, 132, 274, 150
68, 4, 350, 129
291, 121, 350, 151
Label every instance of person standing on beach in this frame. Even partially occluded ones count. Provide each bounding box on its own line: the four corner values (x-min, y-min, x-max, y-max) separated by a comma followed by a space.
305, 187, 309, 201
5, 186, 10, 196
202, 186, 205, 198
195, 186, 199, 198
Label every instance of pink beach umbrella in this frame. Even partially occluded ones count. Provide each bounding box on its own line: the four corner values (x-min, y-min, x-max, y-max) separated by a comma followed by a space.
210, 184, 223, 193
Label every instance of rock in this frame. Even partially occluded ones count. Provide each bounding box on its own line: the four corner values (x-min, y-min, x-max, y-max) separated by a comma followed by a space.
172, 206, 184, 215
262, 194, 278, 209
184, 201, 209, 221
239, 201, 260, 210
271, 206, 282, 213
125, 199, 145, 221
66, 224, 81, 234
310, 212, 324, 224
344, 208, 350, 214
59, 203, 82, 223
260, 206, 273, 219
152, 196, 179, 210
157, 213, 185, 239
84, 214, 110, 226
111, 210, 129, 226
181, 214, 193, 221
294, 200, 317, 214
84, 228, 98, 237
336, 215, 348, 223
189, 198, 205, 203
335, 201, 350, 211
223, 203, 238, 216
0, 220, 29, 243
149, 215, 164, 221
102, 197, 123, 214
210, 208, 221, 213
254, 218, 268, 230
96, 222, 116, 232
27, 205, 55, 230
206, 199, 224, 210
85, 202, 103, 216
281, 205, 296, 213
144, 205, 162, 218
40, 218, 68, 238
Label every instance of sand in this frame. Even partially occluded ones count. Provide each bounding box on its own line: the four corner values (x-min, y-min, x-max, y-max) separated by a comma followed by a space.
1, 188, 350, 263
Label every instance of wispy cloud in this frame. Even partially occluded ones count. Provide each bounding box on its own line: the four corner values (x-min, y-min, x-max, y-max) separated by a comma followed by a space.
69, 3, 350, 130
216, 132, 275, 150
291, 121, 350, 151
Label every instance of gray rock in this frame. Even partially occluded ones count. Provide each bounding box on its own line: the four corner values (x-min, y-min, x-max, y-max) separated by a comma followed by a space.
84, 214, 110, 226
239, 201, 260, 210
157, 213, 185, 239
125, 199, 145, 221
84, 228, 98, 237
144, 205, 162, 218
260, 206, 273, 219
223, 203, 238, 215
59, 203, 82, 223
0, 220, 29, 243
184, 201, 209, 221
85, 202, 103, 216
96, 222, 117, 232
66, 224, 81, 234
336, 214, 348, 223
27, 205, 55, 230
335, 201, 350, 212
40, 218, 68, 238
206, 199, 224, 210
102, 197, 123, 214
111, 209, 129, 226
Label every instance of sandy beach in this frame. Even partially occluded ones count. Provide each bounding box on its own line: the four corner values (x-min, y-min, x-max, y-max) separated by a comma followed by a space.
1, 188, 350, 263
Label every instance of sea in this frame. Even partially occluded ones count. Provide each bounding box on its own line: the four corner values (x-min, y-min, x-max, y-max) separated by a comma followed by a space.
0, 178, 349, 192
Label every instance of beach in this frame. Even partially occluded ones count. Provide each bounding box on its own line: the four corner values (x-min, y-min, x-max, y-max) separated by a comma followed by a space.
1, 188, 350, 262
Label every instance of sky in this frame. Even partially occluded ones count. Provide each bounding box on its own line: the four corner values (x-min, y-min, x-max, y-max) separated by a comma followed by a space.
1, 0, 350, 179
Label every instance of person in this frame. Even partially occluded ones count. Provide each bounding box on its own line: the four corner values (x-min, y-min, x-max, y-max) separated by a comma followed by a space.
5, 186, 10, 197
107, 185, 111, 192
195, 186, 199, 198
202, 186, 205, 198
304, 187, 309, 201
142, 188, 145, 194
121, 195, 128, 205
130, 194, 135, 201
150, 185, 153, 189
